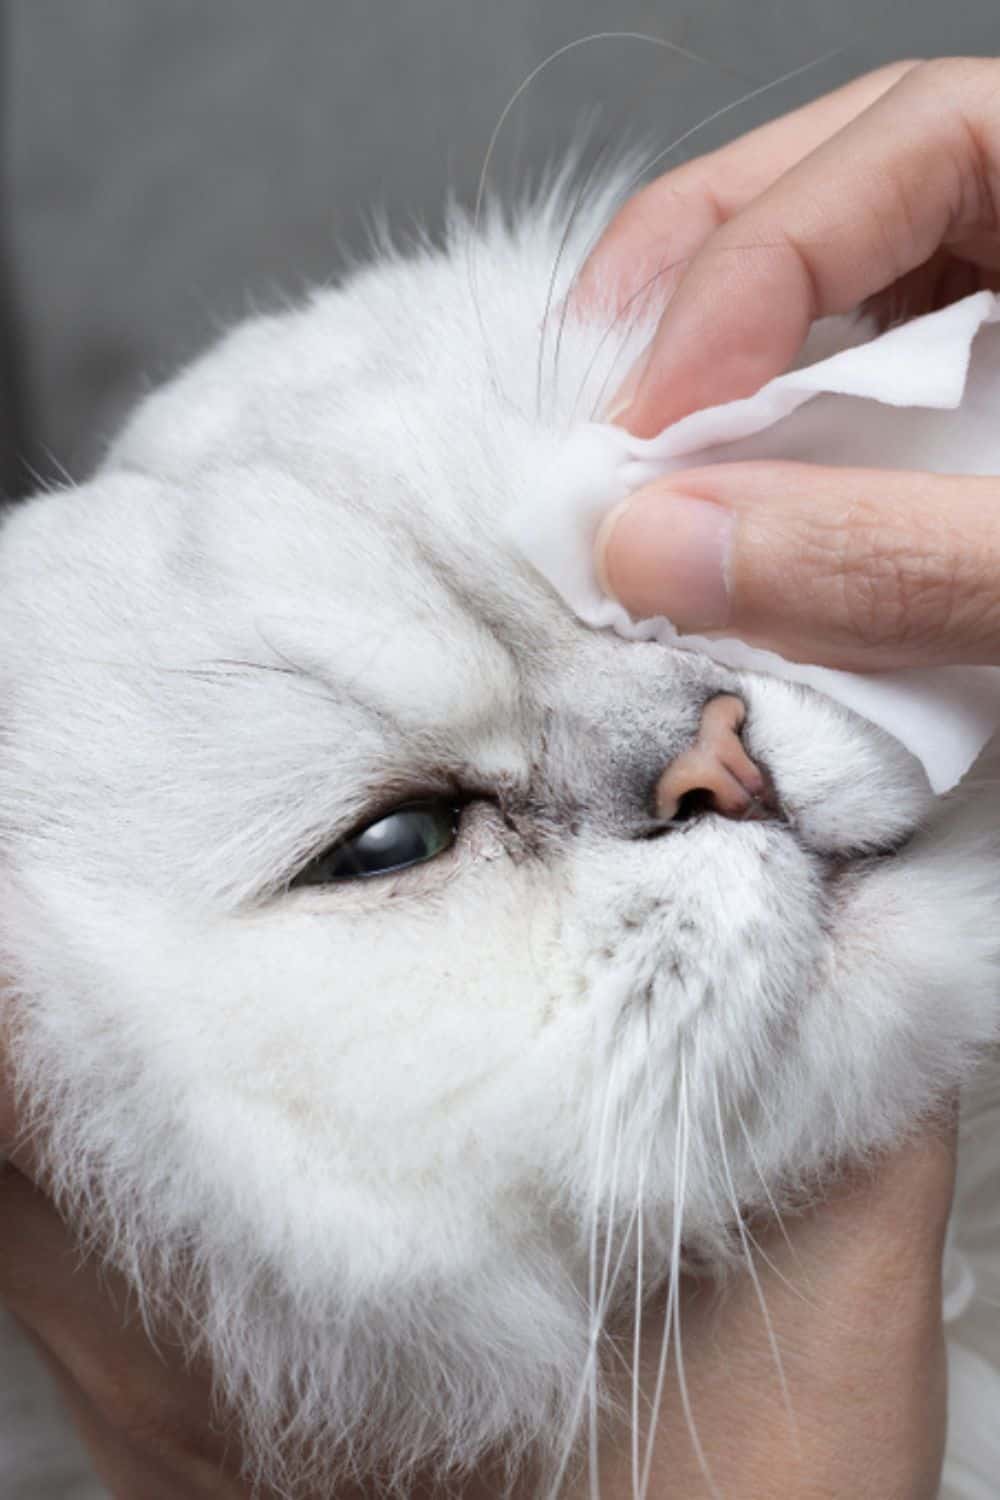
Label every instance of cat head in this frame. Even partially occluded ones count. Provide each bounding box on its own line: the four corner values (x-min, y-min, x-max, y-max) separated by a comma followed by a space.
1, 177, 996, 1491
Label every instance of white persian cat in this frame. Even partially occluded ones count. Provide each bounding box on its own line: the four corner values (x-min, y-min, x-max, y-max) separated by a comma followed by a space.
2, 169, 1000, 1498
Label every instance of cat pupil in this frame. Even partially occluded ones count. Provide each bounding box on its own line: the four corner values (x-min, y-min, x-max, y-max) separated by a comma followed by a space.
290, 803, 459, 886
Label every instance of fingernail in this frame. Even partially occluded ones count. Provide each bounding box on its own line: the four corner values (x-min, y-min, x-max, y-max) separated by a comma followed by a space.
594, 489, 733, 632
603, 345, 652, 425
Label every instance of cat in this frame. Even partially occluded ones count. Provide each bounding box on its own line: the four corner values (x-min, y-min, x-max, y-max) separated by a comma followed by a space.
2, 166, 1000, 1498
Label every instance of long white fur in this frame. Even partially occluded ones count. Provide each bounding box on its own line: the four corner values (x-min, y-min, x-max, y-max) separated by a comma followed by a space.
1, 167, 999, 1496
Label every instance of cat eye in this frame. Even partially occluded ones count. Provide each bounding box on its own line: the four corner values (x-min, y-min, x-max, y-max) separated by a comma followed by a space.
289, 801, 461, 886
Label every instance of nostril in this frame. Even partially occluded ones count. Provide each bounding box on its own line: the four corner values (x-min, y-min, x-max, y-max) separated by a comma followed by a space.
655, 694, 772, 824
673, 787, 718, 823
657, 755, 758, 821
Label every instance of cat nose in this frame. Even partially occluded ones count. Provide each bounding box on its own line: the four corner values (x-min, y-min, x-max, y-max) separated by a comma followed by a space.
656, 695, 772, 823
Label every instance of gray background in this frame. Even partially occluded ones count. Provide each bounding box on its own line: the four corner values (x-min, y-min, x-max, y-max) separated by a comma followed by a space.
3, 0, 1000, 487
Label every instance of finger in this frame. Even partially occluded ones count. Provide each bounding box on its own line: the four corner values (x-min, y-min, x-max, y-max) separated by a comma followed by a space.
613, 57, 1000, 436
595, 462, 1000, 670
574, 59, 921, 319
630, 1115, 955, 1500
0, 1165, 245, 1497
0, 986, 17, 1149
785, 1105, 958, 1273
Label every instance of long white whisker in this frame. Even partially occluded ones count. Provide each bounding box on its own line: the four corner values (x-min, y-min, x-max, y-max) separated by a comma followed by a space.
638, 1078, 680, 1500
537, 136, 617, 421
475, 31, 752, 240
734, 1100, 799, 1266
559, 44, 846, 419
630, 1187, 645, 1500
731, 1103, 822, 1308
589, 1088, 627, 1500
630, 1044, 658, 1500
713, 1078, 800, 1455
471, 30, 753, 423
629, 46, 843, 198
579, 259, 690, 422
544, 1056, 619, 1500
669, 1061, 721, 1500
639, 1052, 718, 1499
739, 1218, 817, 1310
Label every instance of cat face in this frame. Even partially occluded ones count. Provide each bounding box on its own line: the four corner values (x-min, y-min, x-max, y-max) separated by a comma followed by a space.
2, 186, 997, 1489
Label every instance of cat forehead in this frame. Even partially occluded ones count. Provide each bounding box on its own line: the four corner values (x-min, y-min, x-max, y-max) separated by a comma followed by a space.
108, 243, 556, 509
2, 462, 546, 739
69, 235, 600, 694
3, 202, 652, 749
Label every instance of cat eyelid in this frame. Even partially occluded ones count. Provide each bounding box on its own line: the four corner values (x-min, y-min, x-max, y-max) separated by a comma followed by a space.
277, 776, 476, 892
292, 800, 464, 887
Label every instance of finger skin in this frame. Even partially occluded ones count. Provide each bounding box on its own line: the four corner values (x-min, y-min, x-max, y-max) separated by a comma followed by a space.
574, 60, 921, 320
599, 463, 1000, 669
620, 1117, 956, 1500
0, 1165, 250, 1498
0, 1126, 955, 1500
610, 58, 1000, 435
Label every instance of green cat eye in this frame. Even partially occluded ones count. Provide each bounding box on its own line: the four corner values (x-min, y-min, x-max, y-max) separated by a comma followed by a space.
290, 801, 460, 886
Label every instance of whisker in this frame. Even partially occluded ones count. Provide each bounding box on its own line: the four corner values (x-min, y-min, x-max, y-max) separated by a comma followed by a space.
638, 1114, 676, 1496
630, 1191, 645, 1500
623, 46, 844, 205
638, 1053, 717, 1499
739, 1218, 818, 1311
537, 136, 617, 422
544, 1057, 619, 1500
471, 30, 753, 423
672, 1060, 721, 1500
475, 30, 752, 242
581, 258, 691, 424
713, 1077, 801, 1455
630, 1044, 658, 1500
590, 1089, 627, 1500
731, 1096, 823, 1307
554, 46, 847, 420
734, 1100, 800, 1267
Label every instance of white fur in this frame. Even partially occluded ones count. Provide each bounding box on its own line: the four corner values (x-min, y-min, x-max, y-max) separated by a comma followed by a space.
2, 171, 1000, 1495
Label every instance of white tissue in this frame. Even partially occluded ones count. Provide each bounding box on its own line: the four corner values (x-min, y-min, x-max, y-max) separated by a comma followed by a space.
510, 291, 1000, 792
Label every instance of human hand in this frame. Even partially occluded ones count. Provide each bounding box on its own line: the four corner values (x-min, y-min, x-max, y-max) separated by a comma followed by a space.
0, 1078, 955, 1500
593, 1120, 955, 1500
0, 1041, 263, 1499
582, 59, 1000, 669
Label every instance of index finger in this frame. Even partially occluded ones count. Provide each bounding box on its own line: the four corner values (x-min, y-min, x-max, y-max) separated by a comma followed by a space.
614, 57, 1000, 435
573, 60, 921, 319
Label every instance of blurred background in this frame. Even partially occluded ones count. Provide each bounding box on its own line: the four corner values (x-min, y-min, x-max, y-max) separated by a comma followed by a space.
2, 0, 1000, 494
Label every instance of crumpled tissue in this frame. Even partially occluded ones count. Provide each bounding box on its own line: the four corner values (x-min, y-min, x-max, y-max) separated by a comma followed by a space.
508, 290, 1000, 793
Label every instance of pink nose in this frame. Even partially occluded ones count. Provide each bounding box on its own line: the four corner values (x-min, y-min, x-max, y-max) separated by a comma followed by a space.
656, 695, 771, 822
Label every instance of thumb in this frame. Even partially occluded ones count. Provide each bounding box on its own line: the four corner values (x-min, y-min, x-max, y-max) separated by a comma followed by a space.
595, 462, 1000, 671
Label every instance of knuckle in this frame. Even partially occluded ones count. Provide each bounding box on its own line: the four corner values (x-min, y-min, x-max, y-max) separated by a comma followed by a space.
879, 59, 1000, 242
911, 55, 1000, 135
910, 56, 989, 87
610, 181, 665, 239
619, 175, 723, 241
871, 58, 925, 89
